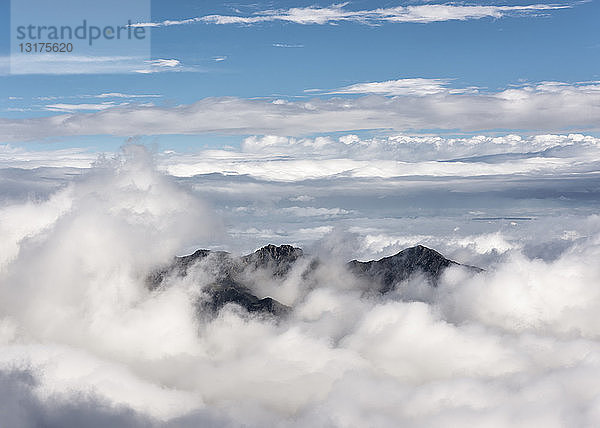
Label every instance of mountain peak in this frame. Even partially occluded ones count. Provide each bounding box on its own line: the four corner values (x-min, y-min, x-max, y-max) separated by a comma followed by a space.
253, 244, 303, 259
348, 244, 477, 292
242, 244, 304, 275
398, 244, 442, 255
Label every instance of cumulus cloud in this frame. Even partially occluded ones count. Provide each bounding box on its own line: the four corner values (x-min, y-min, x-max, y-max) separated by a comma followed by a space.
2, 132, 599, 183
2, 81, 600, 141
158, 133, 600, 182
2, 134, 597, 261
240, 132, 600, 160
133, 2, 572, 27
0, 144, 97, 169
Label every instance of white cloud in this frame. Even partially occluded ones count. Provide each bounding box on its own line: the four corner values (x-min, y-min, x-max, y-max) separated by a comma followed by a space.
5, 55, 150, 75
34, 93, 161, 101
2, 107, 33, 112
290, 195, 315, 202
94, 93, 162, 99
2, 147, 600, 426
44, 102, 127, 112
133, 2, 572, 27
4, 93, 161, 113
130, 17, 204, 28
240, 132, 600, 161
3, 144, 600, 426
146, 133, 600, 192
0, 144, 97, 169
134, 58, 187, 74
273, 43, 305, 48
281, 206, 352, 217
2, 133, 599, 183
328, 78, 476, 96
1, 81, 598, 141
2, 55, 191, 76
148, 59, 181, 68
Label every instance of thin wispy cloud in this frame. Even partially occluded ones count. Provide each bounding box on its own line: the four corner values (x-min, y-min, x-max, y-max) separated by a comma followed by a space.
273, 43, 305, 48
133, 2, 573, 28
3, 55, 146, 75
2, 55, 191, 76
33, 93, 161, 101
326, 78, 478, 96
131, 17, 204, 28
43, 102, 128, 112
134, 58, 187, 74
6, 93, 162, 113
94, 93, 162, 99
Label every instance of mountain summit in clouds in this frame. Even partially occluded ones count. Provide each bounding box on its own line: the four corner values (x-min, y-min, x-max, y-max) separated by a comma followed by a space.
240, 244, 304, 276
349, 244, 483, 293
148, 244, 482, 316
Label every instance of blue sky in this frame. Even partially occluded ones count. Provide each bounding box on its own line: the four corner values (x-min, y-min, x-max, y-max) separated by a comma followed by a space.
0, 0, 599, 151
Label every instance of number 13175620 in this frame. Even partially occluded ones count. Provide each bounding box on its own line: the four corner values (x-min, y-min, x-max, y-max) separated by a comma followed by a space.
18, 42, 74, 53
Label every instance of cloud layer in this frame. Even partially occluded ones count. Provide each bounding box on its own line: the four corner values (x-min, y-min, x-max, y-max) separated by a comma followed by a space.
160, 133, 600, 182
5, 132, 599, 181
2, 81, 600, 141
2, 146, 600, 426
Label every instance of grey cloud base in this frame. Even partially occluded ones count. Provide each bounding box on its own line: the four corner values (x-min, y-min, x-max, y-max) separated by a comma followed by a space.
1, 82, 600, 142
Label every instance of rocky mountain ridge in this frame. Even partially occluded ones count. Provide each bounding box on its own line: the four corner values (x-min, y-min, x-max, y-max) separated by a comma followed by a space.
147, 244, 482, 316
